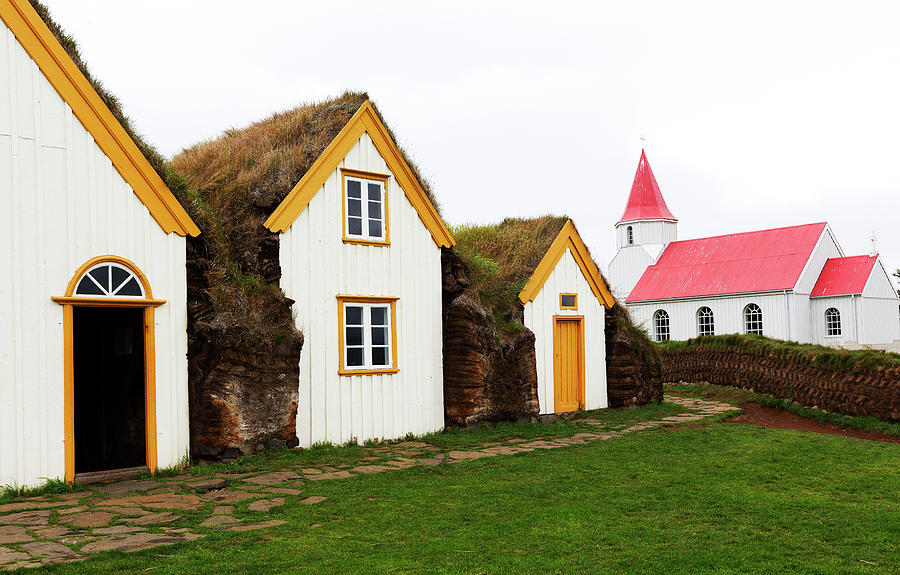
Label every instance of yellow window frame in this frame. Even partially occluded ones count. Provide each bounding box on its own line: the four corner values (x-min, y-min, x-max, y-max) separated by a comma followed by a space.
336, 295, 399, 376
560, 293, 578, 310
341, 168, 391, 246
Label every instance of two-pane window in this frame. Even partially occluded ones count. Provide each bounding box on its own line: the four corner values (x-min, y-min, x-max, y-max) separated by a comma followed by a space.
344, 170, 388, 243
340, 298, 396, 373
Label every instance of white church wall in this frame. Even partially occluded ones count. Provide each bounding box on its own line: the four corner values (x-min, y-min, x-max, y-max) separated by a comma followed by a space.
809, 297, 856, 345
608, 246, 654, 300
627, 293, 792, 342
0, 26, 189, 487
862, 260, 898, 300
280, 132, 445, 448
523, 247, 607, 414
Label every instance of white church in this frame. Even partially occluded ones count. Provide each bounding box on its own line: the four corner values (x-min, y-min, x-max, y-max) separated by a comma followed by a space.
608, 151, 900, 347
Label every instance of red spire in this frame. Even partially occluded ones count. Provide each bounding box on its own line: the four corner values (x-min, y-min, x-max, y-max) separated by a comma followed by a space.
618, 149, 677, 224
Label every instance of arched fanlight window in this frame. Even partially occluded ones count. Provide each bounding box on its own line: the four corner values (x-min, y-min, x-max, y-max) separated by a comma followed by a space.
744, 304, 763, 335
653, 310, 670, 342
825, 308, 841, 336
626, 225, 634, 245
74, 262, 145, 297
696, 306, 714, 336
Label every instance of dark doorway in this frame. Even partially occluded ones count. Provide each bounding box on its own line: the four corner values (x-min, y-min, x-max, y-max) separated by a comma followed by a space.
73, 307, 146, 473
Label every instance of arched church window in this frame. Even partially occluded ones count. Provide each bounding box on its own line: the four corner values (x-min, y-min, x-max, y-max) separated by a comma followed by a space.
744, 304, 763, 335
74, 262, 145, 297
653, 310, 670, 341
696, 307, 714, 336
825, 308, 841, 336
626, 226, 634, 245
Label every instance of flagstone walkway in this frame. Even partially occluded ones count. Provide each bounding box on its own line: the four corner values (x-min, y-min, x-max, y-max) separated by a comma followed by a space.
0, 395, 736, 571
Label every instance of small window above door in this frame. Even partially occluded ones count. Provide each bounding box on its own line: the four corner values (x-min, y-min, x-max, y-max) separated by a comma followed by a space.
74, 262, 145, 298
560, 293, 578, 310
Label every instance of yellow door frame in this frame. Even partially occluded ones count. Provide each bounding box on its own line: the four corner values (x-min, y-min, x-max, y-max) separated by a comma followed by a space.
552, 315, 585, 413
52, 255, 166, 484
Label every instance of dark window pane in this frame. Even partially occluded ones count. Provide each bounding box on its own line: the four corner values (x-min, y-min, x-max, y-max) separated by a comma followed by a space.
368, 201, 381, 219
345, 305, 363, 325
368, 219, 382, 238
117, 277, 142, 296
370, 306, 387, 325
111, 266, 130, 291
348, 217, 362, 236
368, 183, 381, 201
560, 295, 576, 308
347, 180, 361, 198
347, 348, 364, 367
89, 266, 109, 292
75, 276, 104, 295
371, 326, 387, 345
371, 347, 388, 366
346, 327, 363, 346
348, 199, 362, 217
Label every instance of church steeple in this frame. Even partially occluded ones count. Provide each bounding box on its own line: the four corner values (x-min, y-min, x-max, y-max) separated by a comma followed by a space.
618, 150, 677, 224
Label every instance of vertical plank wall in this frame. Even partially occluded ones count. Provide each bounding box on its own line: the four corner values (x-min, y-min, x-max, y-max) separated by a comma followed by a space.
523, 248, 607, 414
0, 26, 189, 487
280, 133, 444, 447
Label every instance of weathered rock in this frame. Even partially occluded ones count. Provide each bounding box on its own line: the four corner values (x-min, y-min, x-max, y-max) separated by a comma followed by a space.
0, 526, 31, 545
202, 490, 255, 504
300, 496, 327, 505
200, 515, 239, 528
61, 512, 115, 528
80, 532, 201, 553
102, 494, 204, 510
96, 480, 161, 495
242, 472, 300, 486
0, 511, 51, 527
19, 541, 78, 560
605, 303, 663, 408
125, 512, 179, 526
0, 547, 31, 564
184, 478, 227, 493
443, 293, 540, 426
247, 498, 284, 513
93, 526, 143, 535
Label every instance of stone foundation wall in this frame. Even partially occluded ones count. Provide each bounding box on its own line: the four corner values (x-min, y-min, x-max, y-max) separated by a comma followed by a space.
660, 344, 900, 421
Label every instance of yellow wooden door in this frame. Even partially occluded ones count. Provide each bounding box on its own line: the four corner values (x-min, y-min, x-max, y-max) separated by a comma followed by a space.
553, 317, 584, 412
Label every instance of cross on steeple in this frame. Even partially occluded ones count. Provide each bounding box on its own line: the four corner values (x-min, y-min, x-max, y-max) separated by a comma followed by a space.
639, 134, 647, 149
869, 231, 878, 256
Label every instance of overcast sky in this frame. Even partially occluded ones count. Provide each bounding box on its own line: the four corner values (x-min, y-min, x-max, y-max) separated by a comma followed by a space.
40, 0, 900, 287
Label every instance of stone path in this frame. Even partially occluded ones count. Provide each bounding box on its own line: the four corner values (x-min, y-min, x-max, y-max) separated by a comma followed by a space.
0, 395, 735, 570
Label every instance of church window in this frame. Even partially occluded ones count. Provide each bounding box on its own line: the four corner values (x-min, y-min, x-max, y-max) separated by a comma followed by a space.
825, 308, 841, 337
626, 226, 634, 245
696, 307, 714, 336
744, 304, 763, 335
653, 310, 670, 341
74, 262, 144, 297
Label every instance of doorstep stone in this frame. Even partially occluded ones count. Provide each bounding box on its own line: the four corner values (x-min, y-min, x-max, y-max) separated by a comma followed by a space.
96, 480, 160, 496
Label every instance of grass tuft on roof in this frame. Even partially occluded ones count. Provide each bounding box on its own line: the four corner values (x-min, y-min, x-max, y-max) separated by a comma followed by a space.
451, 216, 570, 334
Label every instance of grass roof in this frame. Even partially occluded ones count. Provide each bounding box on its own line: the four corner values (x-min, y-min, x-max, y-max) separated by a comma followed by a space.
451, 216, 571, 333
28, 0, 177, 193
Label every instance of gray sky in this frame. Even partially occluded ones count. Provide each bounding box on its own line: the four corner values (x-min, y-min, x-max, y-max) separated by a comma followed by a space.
41, 0, 900, 288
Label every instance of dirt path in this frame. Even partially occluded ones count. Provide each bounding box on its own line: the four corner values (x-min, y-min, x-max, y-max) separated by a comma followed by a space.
727, 402, 900, 445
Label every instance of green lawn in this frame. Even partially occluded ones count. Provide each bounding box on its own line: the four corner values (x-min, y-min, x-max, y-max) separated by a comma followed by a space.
35, 422, 899, 574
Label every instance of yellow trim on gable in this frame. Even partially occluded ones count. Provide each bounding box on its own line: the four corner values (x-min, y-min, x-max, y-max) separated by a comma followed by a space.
264, 101, 454, 248
0, 0, 199, 237
519, 220, 616, 308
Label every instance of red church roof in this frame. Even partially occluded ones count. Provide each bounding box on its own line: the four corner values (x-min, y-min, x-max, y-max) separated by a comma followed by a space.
810, 255, 877, 297
627, 222, 828, 302
617, 150, 677, 224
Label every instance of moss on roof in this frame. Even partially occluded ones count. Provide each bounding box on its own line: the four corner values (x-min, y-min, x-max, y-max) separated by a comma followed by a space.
451, 216, 571, 333
28, 0, 178, 193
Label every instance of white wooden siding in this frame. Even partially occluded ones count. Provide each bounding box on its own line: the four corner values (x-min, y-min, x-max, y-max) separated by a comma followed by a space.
809, 296, 857, 345
608, 245, 655, 300
523, 248, 607, 414
0, 26, 189, 487
628, 293, 794, 342
280, 132, 444, 447
615, 220, 677, 250
795, 227, 842, 295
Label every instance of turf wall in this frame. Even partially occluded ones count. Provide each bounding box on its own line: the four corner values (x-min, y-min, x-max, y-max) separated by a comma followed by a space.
659, 335, 900, 421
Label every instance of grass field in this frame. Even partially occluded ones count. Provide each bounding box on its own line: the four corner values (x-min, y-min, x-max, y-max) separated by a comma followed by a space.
33, 417, 900, 574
